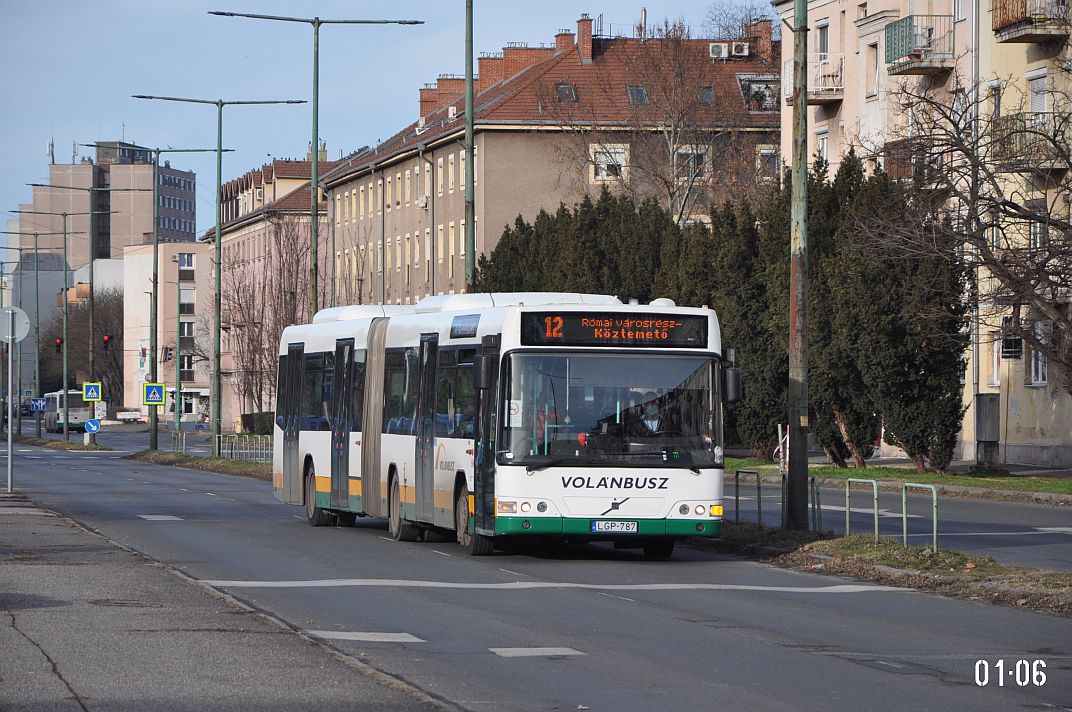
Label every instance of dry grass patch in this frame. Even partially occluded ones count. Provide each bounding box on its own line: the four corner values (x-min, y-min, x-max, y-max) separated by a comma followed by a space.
125, 449, 271, 480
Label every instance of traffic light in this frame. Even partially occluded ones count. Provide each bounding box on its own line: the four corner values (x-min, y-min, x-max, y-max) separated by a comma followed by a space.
161, 346, 172, 362
54, 337, 62, 354
102, 334, 111, 351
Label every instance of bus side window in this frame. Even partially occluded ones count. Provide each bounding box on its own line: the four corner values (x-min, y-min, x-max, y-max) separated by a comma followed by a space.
275, 355, 287, 429
455, 367, 476, 438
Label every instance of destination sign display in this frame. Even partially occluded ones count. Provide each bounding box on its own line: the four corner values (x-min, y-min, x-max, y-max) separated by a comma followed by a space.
520, 312, 708, 348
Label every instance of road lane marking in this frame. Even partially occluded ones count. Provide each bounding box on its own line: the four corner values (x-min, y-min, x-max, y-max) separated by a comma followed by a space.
292, 515, 304, 519
378, 536, 393, 541
200, 578, 907, 593
205, 493, 216, 496
490, 647, 585, 658
906, 530, 1072, 538
598, 592, 635, 602
431, 550, 451, 557
306, 631, 425, 643
499, 569, 527, 577
137, 515, 184, 521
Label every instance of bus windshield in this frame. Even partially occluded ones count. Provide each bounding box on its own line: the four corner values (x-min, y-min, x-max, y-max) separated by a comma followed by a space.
500, 352, 721, 469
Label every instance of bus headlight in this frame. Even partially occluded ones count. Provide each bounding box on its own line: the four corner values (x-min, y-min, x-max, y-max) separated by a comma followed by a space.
694, 504, 706, 516
679, 504, 690, 515
497, 500, 517, 514
520, 501, 532, 513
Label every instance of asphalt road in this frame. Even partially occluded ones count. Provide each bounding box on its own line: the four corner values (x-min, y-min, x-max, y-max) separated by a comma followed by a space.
8, 444, 1071, 711
23, 420, 1072, 570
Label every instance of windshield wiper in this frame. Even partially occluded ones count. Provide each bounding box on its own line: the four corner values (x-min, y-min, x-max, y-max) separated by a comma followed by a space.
525, 456, 587, 473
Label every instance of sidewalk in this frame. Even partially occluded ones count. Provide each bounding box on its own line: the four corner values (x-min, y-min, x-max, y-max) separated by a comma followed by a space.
0, 492, 441, 712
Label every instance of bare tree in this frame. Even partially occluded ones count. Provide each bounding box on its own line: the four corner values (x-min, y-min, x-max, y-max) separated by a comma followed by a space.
705, 0, 781, 42
856, 66, 1072, 390
539, 18, 780, 227
39, 287, 123, 408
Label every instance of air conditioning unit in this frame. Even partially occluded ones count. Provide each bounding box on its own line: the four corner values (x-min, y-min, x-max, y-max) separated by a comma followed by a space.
709, 42, 729, 59
731, 42, 750, 57
448, 106, 458, 120
416, 195, 428, 209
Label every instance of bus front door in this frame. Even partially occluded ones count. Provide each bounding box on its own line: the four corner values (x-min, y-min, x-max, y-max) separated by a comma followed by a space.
330, 339, 354, 509
414, 333, 438, 523
283, 343, 304, 504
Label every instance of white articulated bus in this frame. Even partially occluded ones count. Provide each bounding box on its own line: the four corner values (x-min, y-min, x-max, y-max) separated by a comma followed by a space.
43, 389, 92, 433
273, 292, 740, 558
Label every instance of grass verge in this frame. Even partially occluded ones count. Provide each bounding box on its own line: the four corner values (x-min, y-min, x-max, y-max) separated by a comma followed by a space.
690, 523, 1072, 616
806, 465, 1072, 496
125, 449, 271, 480
12, 436, 112, 451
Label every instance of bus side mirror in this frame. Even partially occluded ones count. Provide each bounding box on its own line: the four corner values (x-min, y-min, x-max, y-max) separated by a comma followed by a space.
477, 354, 496, 391
722, 367, 742, 404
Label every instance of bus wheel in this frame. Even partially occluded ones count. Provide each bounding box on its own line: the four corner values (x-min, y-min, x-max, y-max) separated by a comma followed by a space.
304, 467, 332, 527
456, 488, 494, 556
642, 538, 675, 560
389, 477, 420, 542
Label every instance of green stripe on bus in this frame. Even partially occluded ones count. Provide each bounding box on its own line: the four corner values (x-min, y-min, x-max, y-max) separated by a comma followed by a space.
494, 517, 721, 537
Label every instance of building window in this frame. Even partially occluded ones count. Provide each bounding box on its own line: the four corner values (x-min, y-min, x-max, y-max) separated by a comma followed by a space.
866, 43, 879, 97
359, 186, 365, 218
425, 163, 432, 197
590, 144, 628, 182
675, 148, 707, 181
459, 219, 466, 256
335, 195, 341, 225
437, 224, 444, 263
425, 228, 431, 281
955, 0, 966, 21
757, 146, 780, 183
437, 158, 444, 195
448, 154, 455, 193
377, 179, 383, 212
386, 177, 392, 211
815, 22, 829, 58
448, 222, 456, 279
988, 332, 1001, 387
405, 170, 411, 205
627, 85, 649, 106
350, 190, 357, 220
1029, 322, 1049, 385
395, 172, 402, 206
1027, 199, 1049, 250
377, 240, 383, 274
815, 130, 829, 163
178, 253, 194, 268
556, 82, 578, 102
1001, 316, 1023, 359
738, 74, 780, 112
459, 151, 466, 194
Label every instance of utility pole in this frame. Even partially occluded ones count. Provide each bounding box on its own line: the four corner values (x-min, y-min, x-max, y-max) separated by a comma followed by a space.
464, 0, 476, 291
786, 0, 811, 530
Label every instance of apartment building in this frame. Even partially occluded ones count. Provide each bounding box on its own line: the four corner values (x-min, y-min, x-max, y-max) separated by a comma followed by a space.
773, 0, 1072, 466
323, 13, 781, 305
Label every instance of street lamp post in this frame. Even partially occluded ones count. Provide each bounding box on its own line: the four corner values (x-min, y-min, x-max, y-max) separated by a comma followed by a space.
208, 10, 423, 314
0, 232, 62, 437
29, 182, 145, 444
133, 94, 304, 456
85, 144, 229, 450
16, 209, 98, 441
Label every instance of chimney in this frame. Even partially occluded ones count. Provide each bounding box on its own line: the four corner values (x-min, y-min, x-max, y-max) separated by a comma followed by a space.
748, 19, 773, 60
555, 29, 574, 51
437, 75, 465, 109
477, 54, 504, 92
502, 44, 554, 79
419, 85, 437, 118
577, 13, 593, 64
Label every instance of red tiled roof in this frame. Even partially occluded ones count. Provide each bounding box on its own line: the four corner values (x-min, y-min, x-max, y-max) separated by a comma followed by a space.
324, 32, 779, 187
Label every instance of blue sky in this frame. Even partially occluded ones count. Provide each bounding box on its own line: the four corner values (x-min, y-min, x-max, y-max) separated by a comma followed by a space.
1, 1, 732, 237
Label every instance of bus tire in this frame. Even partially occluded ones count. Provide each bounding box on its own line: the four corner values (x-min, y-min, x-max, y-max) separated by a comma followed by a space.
389, 476, 420, 542
304, 466, 332, 527
642, 538, 675, 560
456, 487, 495, 556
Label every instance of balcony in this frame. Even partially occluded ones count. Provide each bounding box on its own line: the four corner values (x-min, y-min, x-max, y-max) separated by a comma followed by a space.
883, 138, 949, 188
991, 112, 1072, 172
993, 0, 1070, 43
783, 54, 844, 106
885, 15, 955, 75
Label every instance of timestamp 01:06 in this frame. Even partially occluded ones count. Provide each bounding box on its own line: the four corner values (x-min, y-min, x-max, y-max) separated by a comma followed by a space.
975, 659, 1047, 687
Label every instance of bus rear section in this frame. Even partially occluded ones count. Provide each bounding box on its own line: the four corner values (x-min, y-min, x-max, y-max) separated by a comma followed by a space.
44, 390, 92, 433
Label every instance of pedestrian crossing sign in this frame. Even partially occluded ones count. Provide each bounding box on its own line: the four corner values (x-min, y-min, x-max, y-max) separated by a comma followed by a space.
82, 382, 102, 402
143, 382, 166, 406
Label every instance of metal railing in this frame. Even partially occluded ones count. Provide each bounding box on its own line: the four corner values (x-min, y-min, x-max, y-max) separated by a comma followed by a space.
902, 483, 939, 551
782, 54, 844, 98
991, 112, 1072, 168
886, 15, 954, 64
734, 469, 763, 525
845, 478, 880, 542
993, 0, 1069, 31
217, 434, 272, 463
734, 468, 822, 530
